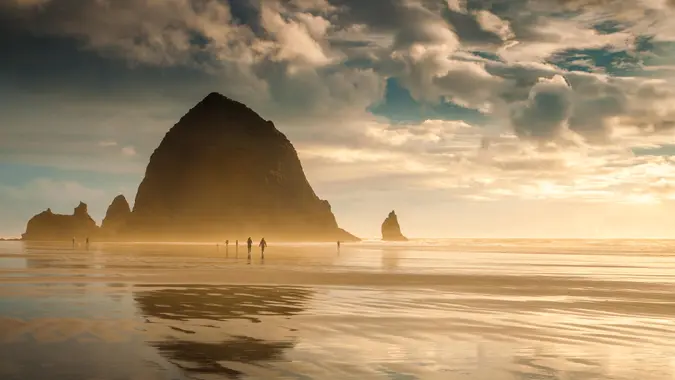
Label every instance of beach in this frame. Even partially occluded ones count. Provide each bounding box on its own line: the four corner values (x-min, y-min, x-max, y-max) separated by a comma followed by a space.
1, 239, 675, 379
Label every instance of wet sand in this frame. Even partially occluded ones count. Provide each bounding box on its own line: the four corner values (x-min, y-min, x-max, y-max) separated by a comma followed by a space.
1, 239, 675, 379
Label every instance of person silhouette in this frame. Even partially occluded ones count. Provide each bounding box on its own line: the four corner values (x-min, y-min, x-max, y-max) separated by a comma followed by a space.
247, 237, 253, 258
72, 237, 75, 248
337, 240, 341, 252
236, 240, 239, 256
259, 238, 267, 258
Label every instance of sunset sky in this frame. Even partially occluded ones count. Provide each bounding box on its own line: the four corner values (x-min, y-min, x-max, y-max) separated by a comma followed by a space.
2, 0, 675, 238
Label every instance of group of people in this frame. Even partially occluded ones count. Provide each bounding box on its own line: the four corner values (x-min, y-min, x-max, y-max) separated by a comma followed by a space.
222, 237, 267, 258
71, 237, 90, 248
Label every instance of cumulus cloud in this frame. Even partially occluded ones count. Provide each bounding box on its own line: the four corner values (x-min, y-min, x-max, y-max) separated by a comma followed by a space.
510, 75, 574, 141
299, 116, 675, 206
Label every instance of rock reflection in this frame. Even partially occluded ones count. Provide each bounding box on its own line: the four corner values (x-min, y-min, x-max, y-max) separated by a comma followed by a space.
134, 285, 312, 322
155, 336, 293, 378
381, 250, 400, 271
134, 285, 313, 378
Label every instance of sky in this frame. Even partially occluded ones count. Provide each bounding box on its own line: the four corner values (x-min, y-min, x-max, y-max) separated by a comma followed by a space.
2, 0, 675, 239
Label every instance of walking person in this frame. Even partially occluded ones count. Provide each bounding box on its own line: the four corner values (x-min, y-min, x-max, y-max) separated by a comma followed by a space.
259, 237, 267, 259
337, 240, 341, 253
247, 237, 253, 259
225, 240, 229, 256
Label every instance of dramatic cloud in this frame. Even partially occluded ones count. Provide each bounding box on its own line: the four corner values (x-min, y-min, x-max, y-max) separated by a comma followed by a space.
299, 117, 675, 206
3, 0, 675, 236
510, 75, 574, 141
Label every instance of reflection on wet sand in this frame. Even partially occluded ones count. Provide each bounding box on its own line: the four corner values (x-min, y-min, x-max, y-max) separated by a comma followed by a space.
155, 337, 293, 378
134, 285, 312, 322
3, 240, 675, 379
381, 250, 400, 271
134, 285, 313, 378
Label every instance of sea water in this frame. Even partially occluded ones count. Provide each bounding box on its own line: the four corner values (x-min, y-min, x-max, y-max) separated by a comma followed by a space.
1, 239, 674, 379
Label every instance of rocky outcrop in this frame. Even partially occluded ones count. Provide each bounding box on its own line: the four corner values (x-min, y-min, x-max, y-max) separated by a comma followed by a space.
381, 210, 408, 241
101, 195, 131, 237
125, 92, 359, 242
22, 202, 99, 241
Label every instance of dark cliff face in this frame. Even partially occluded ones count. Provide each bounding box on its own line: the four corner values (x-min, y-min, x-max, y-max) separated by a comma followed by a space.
101, 195, 131, 236
127, 92, 358, 242
22, 202, 99, 241
381, 210, 408, 241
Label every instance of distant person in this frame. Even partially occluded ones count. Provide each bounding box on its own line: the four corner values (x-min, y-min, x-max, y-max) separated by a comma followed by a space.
337, 240, 341, 252
236, 240, 239, 256
247, 237, 253, 258
225, 240, 229, 255
259, 238, 267, 258
72, 237, 75, 248
86, 237, 90, 249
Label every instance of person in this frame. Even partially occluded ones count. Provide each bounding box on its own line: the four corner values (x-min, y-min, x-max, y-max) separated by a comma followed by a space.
225, 240, 229, 256
86, 237, 90, 249
247, 237, 253, 258
236, 240, 239, 256
259, 237, 267, 258
72, 237, 75, 248
337, 240, 341, 252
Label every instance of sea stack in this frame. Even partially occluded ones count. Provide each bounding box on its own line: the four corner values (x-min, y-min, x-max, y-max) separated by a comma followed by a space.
381, 210, 408, 241
22, 202, 99, 241
101, 195, 131, 238
126, 92, 358, 242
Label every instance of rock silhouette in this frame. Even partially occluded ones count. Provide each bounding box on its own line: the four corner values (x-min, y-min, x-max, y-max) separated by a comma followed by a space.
100, 195, 131, 237
20, 93, 360, 242
125, 92, 359, 242
22, 202, 99, 241
381, 210, 408, 241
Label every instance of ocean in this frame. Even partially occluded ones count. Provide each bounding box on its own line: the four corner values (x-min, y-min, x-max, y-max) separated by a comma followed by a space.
0, 239, 674, 379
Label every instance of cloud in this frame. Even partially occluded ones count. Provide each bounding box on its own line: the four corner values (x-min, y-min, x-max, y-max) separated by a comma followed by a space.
121, 146, 136, 156
510, 75, 574, 141
0, 94, 180, 174
3, 0, 675, 215
293, 112, 675, 207
0, 178, 106, 205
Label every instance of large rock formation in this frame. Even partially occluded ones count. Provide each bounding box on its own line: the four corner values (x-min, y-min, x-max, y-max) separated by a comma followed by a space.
100, 195, 131, 237
381, 210, 408, 241
125, 92, 358, 242
22, 202, 99, 241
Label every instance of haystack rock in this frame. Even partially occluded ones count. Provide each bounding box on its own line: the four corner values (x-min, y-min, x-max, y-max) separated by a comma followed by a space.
125, 92, 359, 242
381, 210, 408, 241
22, 202, 99, 241
101, 195, 131, 236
